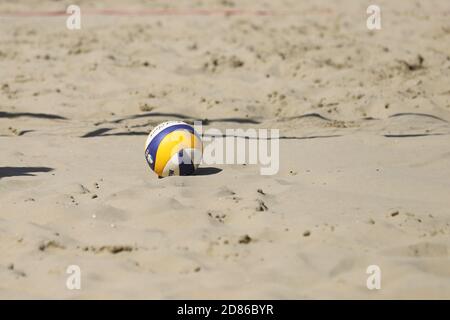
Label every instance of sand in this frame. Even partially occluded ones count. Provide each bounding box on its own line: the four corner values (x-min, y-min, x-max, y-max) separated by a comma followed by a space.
1, 0, 450, 299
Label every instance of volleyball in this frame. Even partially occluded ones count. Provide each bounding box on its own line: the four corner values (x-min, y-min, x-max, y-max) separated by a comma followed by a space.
144, 121, 203, 177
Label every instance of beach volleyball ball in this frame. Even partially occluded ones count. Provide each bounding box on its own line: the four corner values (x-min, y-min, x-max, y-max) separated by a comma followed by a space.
144, 121, 203, 177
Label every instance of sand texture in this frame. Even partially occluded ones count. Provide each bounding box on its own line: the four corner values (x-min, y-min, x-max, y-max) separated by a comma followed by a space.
1, 0, 450, 299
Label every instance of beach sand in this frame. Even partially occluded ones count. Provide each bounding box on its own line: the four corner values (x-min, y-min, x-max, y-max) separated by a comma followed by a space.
1, 0, 450, 299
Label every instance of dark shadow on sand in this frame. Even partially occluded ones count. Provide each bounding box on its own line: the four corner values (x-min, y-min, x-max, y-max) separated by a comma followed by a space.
81, 128, 148, 138
388, 113, 448, 123
192, 167, 222, 176
0, 167, 54, 179
384, 133, 448, 138
103, 131, 148, 136
202, 133, 342, 140
81, 128, 114, 138
282, 112, 332, 122
80, 127, 342, 140
110, 112, 261, 125
0, 111, 67, 120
